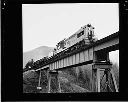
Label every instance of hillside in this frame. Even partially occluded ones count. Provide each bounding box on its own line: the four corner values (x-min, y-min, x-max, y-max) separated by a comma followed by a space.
23, 62, 119, 93
23, 46, 119, 93
23, 46, 54, 68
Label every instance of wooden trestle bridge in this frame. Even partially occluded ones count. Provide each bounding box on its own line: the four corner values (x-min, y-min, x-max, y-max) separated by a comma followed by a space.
23, 31, 119, 93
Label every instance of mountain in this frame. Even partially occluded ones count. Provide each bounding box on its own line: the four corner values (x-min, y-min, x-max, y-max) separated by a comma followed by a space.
23, 46, 54, 68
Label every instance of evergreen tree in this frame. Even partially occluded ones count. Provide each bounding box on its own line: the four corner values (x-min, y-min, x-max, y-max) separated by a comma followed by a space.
25, 59, 34, 69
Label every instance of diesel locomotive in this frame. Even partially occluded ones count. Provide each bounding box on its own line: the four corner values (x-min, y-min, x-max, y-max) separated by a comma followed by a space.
25, 24, 98, 70
49, 24, 98, 57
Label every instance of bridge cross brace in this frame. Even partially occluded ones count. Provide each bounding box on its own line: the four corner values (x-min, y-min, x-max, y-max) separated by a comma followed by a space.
92, 61, 118, 92
47, 69, 61, 93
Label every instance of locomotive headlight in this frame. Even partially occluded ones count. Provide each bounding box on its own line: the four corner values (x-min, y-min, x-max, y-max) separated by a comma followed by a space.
87, 24, 91, 27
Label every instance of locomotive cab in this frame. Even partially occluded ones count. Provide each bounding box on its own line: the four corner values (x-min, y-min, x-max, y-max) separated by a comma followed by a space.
86, 24, 97, 43
87, 24, 94, 38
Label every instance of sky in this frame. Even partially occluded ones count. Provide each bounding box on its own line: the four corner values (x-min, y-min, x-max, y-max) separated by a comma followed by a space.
22, 3, 119, 66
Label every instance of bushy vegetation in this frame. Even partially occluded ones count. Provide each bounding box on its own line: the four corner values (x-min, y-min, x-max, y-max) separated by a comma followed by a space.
23, 70, 49, 93
23, 62, 119, 93
59, 63, 119, 92
111, 63, 119, 90
24, 59, 34, 69
23, 71, 39, 93
58, 65, 92, 92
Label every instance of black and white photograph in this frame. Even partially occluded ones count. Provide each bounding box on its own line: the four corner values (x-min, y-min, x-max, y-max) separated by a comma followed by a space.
22, 3, 119, 93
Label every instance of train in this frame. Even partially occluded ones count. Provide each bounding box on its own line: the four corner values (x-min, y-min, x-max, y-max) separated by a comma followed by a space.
25, 24, 98, 70
48, 24, 98, 57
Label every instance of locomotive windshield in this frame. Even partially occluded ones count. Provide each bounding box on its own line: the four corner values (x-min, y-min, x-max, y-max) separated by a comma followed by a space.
77, 30, 84, 38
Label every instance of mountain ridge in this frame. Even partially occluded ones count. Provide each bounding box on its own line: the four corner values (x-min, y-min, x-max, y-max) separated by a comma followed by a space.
23, 46, 55, 53
23, 46, 54, 68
